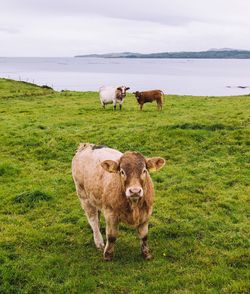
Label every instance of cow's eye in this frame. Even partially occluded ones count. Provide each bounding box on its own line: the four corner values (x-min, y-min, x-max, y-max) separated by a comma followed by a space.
120, 169, 126, 177
142, 169, 147, 176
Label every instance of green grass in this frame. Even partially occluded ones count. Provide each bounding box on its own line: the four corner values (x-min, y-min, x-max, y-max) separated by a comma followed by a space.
0, 78, 249, 293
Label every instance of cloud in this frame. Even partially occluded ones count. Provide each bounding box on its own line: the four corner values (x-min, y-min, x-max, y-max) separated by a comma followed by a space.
1, 0, 250, 56
0, 27, 20, 34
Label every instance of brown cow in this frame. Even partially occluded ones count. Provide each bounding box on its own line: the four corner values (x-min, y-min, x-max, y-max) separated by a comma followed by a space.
72, 143, 165, 261
133, 90, 164, 110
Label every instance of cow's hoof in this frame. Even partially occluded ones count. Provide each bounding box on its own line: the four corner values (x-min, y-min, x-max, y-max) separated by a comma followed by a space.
103, 251, 113, 261
143, 253, 153, 260
94, 237, 104, 250
96, 243, 105, 251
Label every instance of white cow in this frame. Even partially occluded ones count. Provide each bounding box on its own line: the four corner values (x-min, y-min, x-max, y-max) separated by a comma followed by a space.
99, 86, 130, 110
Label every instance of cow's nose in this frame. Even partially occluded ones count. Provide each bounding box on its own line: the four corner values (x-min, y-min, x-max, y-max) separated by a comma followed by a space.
129, 187, 143, 196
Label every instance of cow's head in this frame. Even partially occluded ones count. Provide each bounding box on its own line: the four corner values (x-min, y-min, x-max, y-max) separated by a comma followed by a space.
101, 152, 165, 203
116, 86, 130, 100
133, 91, 141, 101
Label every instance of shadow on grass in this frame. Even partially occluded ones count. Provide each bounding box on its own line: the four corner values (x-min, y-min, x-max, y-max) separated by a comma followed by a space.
0, 163, 20, 177
12, 190, 53, 210
167, 123, 240, 131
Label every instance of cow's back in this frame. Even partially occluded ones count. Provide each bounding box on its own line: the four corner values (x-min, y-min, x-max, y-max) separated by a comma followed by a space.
72, 143, 122, 208
142, 90, 162, 97
99, 86, 116, 103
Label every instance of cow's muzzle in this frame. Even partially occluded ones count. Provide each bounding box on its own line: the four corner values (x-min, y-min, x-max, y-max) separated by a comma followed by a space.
126, 187, 143, 200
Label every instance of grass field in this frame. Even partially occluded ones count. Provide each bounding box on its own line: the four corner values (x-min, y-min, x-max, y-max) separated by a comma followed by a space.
0, 78, 249, 293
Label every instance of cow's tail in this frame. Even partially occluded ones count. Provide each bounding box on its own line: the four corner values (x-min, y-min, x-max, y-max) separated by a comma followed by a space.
76, 143, 92, 153
160, 90, 165, 104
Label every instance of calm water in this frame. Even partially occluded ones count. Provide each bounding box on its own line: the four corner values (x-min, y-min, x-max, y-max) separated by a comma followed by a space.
0, 57, 250, 96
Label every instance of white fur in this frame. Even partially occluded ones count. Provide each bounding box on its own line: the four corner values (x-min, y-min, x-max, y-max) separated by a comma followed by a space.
99, 86, 128, 108
92, 146, 123, 163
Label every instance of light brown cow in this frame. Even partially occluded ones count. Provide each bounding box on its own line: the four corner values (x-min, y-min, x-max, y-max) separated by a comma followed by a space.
133, 89, 164, 110
72, 143, 165, 261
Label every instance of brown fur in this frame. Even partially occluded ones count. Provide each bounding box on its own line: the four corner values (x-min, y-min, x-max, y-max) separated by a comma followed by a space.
133, 89, 164, 110
115, 87, 130, 106
72, 144, 165, 260
115, 89, 123, 101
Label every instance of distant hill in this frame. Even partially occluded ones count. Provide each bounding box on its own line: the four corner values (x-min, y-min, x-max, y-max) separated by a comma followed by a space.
75, 49, 250, 59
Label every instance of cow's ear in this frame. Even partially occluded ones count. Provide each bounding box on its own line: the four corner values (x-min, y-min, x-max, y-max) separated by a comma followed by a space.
117, 87, 122, 91
126, 87, 130, 90
101, 160, 119, 173
146, 157, 165, 172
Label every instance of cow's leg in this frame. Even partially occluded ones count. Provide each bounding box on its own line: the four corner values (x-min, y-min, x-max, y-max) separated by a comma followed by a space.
100, 100, 105, 108
157, 101, 163, 111
79, 198, 104, 250
103, 211, 119, 261
138, 222, 153, 260
140, 104, 143, 111
98, 210, 101, 223
119, 103, 122, 110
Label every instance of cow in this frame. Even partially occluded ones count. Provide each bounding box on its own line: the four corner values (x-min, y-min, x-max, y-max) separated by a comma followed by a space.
72, 143, 165, 261
99, 86, 130, 110
133, 90, 164, 110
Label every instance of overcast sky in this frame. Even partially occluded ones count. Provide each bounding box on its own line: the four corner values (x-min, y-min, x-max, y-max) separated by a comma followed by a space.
1, 0, 250, 56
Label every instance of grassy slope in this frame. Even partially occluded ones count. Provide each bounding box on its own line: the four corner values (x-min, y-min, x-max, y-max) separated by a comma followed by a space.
0, 78, 249, 293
